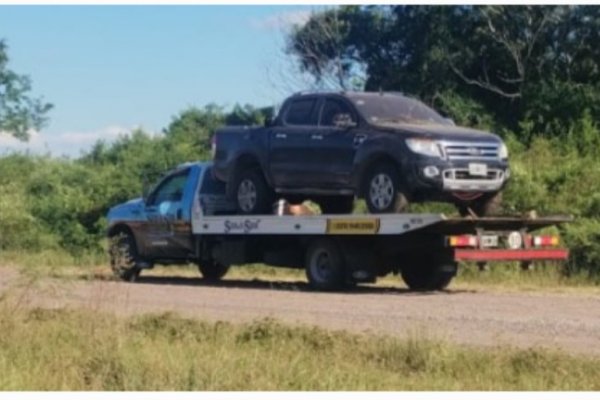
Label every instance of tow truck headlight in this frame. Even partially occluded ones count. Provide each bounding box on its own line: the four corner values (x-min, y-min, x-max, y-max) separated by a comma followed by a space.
405, 138, 444, 159
499, 143, 508, 160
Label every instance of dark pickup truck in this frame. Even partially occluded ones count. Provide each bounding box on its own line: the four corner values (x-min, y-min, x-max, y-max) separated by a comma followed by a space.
213, 91, 510, 215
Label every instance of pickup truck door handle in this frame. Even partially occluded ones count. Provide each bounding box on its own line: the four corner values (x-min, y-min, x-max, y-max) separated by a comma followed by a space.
311, 134, 323, 140
275, 133, 287, 139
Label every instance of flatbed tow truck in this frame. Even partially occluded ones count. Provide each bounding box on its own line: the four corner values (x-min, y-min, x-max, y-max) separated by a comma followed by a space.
107, 162, 571, 291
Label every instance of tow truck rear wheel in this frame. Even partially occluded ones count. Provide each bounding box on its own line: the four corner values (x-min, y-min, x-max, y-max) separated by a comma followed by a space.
109, 231, 142, 282
305, 238, 345, 291
198, 260, 230, 281
401, 257, 457, 291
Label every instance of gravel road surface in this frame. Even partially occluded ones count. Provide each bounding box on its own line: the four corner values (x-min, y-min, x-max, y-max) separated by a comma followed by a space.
2, 266, 600, 356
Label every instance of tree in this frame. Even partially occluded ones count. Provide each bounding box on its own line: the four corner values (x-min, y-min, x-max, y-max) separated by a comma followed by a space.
0, 40, 52, 140
287, 6, 600, 137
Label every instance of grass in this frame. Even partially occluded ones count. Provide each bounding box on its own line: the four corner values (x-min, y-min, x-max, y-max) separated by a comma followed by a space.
0, 305, 598, 391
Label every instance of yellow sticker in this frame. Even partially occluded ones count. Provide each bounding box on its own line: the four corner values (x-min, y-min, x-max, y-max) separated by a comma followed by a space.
326, 218, 380, 234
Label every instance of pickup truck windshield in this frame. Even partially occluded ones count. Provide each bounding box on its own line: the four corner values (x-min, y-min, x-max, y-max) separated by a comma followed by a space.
349, 93, 451, 126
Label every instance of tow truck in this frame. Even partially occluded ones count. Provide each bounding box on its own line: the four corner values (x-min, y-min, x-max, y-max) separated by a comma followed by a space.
106, 161, 571, 291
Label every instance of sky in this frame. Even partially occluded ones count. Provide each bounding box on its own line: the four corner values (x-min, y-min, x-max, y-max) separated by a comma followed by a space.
0, 5, 323, 157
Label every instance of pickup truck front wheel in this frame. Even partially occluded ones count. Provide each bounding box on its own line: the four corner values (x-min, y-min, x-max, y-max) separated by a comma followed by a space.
109, 231, 141, 282
233, 168, 274, 215
363, 162, 409, 214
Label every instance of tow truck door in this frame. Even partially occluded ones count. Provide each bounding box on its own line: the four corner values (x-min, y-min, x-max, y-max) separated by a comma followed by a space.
142, 167, 197, 259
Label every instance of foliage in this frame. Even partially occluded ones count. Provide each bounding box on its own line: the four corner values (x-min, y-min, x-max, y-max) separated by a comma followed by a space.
288, 6, 600, 135
0, 40, 52, 140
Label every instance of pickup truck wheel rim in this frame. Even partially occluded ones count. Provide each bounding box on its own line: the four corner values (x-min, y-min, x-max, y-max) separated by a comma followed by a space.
369, 173, 394, 210
238, 179, 257, 212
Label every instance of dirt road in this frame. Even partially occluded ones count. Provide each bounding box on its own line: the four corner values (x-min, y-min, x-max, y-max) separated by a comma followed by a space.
3, 266, 600, 356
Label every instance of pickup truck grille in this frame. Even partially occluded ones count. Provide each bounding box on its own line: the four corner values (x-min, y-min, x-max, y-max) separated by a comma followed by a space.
443, 142, 500, 161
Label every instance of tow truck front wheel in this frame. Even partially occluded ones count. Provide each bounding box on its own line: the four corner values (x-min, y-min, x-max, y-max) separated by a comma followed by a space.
305, 239, 346, 291
109, 231, 142, 282
401, 257, 457, 291
198, 260, 230, 282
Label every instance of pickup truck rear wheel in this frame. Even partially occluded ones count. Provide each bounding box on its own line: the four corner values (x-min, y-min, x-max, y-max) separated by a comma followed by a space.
198, 260, 230, 281
109, 231, 141, 282
305, 238, 345, 291
401, 258, 457, 291
233, 168, 274, 215
363, 162, 408, 214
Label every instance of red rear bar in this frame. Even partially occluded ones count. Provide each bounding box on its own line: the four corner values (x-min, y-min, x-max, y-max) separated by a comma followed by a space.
454, 248, 569, 262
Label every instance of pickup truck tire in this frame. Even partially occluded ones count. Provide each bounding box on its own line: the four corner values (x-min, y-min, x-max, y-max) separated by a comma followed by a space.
318, 196, 354, 214
363, 162, 409, 214
401, 258, 457, 291
459, 192, 502, 217
198, 260, 230, 281
305, 238, 345, 291
233, 168, 274, 215
109, 231, 141, 282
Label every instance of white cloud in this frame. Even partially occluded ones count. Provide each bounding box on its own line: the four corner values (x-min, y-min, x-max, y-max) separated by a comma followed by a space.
251, 9, 313, 31
0, 125, 154, 158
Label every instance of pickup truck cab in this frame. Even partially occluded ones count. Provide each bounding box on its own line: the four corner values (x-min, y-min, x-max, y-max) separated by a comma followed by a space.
213, 91, 510, 216
106, 162, 568, 291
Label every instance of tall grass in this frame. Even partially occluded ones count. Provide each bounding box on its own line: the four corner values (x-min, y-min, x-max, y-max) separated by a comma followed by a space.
0, 306, 598, 390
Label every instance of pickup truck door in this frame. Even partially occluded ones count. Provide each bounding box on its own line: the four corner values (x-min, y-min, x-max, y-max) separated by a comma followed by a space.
269, 96, 321, 188
142, 167, 196, 259
309, 98, 362, 187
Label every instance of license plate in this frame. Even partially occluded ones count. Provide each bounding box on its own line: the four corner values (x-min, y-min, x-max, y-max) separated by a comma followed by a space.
480, 235, 499, 248
469, 163, 487, 176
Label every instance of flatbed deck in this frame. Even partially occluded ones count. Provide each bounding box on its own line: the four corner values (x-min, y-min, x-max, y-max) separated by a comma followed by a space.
193, 211, 572, 236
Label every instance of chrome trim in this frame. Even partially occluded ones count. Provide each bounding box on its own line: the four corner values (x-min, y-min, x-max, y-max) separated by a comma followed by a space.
440, 141, 500, 161
442, 168, 505, 192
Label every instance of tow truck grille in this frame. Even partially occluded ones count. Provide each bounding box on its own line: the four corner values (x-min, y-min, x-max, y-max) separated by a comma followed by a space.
443, 143, 499, 160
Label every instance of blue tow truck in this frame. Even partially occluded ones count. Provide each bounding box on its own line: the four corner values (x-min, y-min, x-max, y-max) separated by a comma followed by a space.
107, 161, 570, 291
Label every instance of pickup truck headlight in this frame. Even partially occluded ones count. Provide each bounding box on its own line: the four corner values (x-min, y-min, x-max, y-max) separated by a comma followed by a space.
405, 138, 444, 158
499, 143, 508, 160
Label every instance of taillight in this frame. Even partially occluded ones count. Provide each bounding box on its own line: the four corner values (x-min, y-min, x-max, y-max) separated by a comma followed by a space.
533, 235, 559, 247
448, 235, 478, 247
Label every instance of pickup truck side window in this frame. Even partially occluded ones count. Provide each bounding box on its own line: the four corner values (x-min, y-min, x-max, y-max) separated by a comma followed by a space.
146, 170, 190, 207
284, 98, 318, 126
320, 99, 356, 127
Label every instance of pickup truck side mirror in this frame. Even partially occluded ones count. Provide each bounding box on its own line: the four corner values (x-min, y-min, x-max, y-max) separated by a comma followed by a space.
333, 113, 357, 129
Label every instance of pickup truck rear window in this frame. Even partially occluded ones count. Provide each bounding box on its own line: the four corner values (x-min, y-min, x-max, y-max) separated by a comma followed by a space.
284, 98, 317, 126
